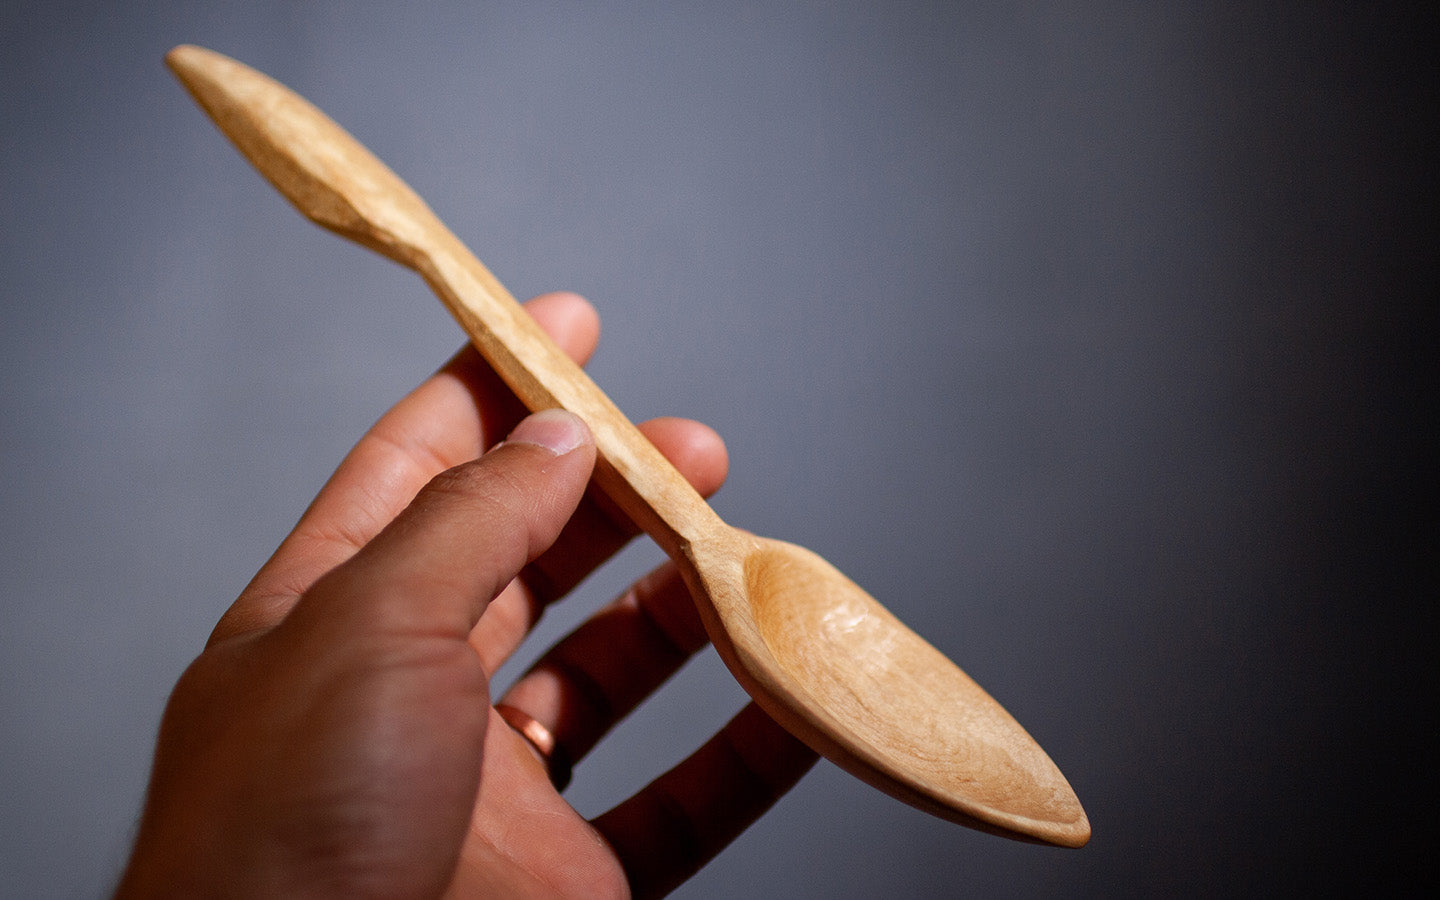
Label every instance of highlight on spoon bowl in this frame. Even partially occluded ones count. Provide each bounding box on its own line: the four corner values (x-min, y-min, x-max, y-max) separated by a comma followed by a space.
165, 43, 1089, 849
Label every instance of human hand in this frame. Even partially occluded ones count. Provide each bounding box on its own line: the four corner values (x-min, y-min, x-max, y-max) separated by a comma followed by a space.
117, 292, 817, 898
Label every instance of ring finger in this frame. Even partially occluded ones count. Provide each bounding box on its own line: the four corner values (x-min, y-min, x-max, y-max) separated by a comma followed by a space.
496, 559, 710, 782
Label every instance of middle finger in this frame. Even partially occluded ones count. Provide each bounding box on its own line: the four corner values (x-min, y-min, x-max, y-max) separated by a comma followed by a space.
470, 417, 726, 674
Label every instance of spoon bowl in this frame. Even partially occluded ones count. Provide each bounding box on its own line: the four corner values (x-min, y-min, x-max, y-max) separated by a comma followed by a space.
697, 534, 1086, 841
166, 43, 1089, 847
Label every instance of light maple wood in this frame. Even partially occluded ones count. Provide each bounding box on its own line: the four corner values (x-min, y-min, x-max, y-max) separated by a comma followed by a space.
166, 44, 1089, 848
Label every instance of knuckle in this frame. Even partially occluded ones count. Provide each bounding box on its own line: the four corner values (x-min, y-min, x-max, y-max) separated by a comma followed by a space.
425, 456, 533, 525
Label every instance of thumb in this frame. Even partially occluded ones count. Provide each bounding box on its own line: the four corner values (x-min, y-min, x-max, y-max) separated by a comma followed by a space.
294, 409, 596, 640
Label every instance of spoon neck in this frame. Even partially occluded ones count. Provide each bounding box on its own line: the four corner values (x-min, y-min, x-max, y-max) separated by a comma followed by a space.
592, 448, 729, 556
416, 243, 728, 557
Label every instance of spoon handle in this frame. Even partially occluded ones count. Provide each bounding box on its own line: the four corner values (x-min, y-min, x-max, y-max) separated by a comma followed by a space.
166, 45, 724, 558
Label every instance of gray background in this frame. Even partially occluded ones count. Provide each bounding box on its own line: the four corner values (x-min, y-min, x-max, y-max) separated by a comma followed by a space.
2, 2, 1432, 896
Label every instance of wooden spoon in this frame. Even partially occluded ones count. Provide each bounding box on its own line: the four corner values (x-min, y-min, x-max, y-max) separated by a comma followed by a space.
166, 44, 1089, 847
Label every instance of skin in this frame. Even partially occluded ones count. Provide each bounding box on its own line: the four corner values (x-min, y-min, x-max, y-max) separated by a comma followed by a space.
117, 292, 817, 899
